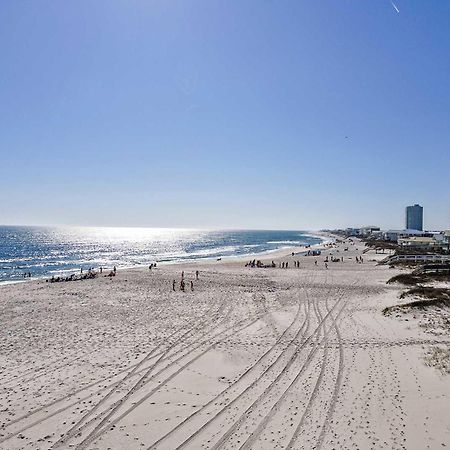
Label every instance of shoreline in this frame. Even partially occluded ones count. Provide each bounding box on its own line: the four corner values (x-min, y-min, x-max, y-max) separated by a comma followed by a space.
0, 231, 331, 286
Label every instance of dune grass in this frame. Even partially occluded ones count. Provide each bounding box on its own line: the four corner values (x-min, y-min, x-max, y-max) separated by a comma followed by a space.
424, 346, 450, 374
387, 274, 422, 285
387, 273, 450, 286
383, 287, 450, 315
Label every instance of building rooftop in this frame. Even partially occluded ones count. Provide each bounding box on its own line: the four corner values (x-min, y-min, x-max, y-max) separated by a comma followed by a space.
385, 229, 426, 235
399, 236, 434, 243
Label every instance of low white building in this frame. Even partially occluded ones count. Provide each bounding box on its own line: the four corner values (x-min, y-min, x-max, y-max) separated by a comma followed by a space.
359, 226, 381, 237
442, 230, 450, 245
345, 228, 361, 237
398, 236, 435, 248
434, 231, 450, 248
383, 229, 427, 242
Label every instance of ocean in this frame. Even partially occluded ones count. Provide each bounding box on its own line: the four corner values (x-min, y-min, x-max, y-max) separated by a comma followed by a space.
0, 226, 322, 282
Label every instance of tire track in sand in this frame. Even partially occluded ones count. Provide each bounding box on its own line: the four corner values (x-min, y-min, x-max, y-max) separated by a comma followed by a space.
73, 313, 265, 450
170, 274, 326, 450
146, 273, 315, 449
0, 297, 227, 446
225, 277, 348, 450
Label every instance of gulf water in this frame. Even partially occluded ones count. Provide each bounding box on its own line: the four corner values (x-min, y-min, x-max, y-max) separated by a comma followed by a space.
0, 226, 322, 282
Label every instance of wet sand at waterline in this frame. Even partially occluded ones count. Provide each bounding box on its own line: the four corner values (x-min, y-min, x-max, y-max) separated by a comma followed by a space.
0, 237, 449, 449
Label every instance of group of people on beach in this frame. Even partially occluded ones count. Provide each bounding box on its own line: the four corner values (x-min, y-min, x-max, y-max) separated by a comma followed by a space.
245, 260, 276, 268
245, 258, 348, 269
46, 265, 118, 284
324, 256, 344, 263
48, 269, 98, 283
245, 259, 309, 269
173, 270, 199, 292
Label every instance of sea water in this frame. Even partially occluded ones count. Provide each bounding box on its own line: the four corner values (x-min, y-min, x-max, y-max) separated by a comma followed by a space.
0, 226, 322, 282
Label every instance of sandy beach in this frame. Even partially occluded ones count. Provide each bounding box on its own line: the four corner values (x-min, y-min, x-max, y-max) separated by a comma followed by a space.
0, 236, 449, 450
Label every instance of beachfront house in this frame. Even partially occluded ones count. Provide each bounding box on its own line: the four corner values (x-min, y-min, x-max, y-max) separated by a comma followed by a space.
398, 236, 436, 248
434, 231, 450, 251
432, 230, 450, 250
344, 226, 380, 238
359, 226, 381, 237
383, 229, 428, 242
345, 228, 361, 237
443, 231, 450, 245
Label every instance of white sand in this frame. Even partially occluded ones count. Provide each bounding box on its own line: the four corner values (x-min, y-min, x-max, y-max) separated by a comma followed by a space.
0, 237, 449, 449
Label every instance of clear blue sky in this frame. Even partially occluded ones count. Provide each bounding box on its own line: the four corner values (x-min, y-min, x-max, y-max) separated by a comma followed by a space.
1, 0, 449, 230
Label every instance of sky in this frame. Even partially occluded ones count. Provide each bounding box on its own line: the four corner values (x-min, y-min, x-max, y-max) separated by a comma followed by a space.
0, 0, 449, 231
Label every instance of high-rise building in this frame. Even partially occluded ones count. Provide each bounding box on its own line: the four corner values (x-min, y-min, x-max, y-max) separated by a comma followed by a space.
405, 204, 423, 231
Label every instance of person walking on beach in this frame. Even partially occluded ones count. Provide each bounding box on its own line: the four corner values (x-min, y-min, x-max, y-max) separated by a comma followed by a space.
196, 270, 199, 280
113, 266, 116, 274
172, 279, 176, 291
181, 270, 184, 279
180, 279, 185, 291
286, 262, 288, 269
190, 281, 194, 291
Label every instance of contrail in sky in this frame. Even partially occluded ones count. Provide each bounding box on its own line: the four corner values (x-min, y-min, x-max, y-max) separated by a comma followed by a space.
391, 1, 400, 13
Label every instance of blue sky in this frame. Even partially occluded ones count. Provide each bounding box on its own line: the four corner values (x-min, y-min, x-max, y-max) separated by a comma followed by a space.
1, 0, 449, 230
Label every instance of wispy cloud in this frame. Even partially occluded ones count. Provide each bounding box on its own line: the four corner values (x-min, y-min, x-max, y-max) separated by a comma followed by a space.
391, 1, 400, 13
